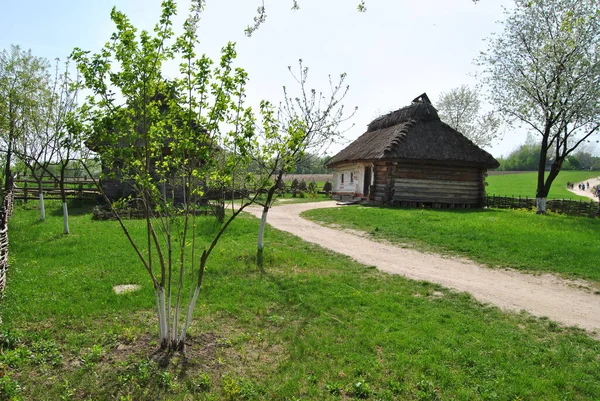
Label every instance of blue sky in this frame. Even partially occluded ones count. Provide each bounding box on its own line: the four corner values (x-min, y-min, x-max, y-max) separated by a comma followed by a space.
1, 0, 529, 158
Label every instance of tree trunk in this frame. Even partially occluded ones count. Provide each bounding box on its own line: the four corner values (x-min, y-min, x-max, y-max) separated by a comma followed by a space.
178, 285, 201, 351
256, 171, 283, 267
256, 208, 269, 267
537, 160, 562, 214
4, 136, 13, 192
536, 197, 547, 214
535, 131, 550, 214
39, 190, 45, 221
62, 202, 70, 234
155, 287, 168, 349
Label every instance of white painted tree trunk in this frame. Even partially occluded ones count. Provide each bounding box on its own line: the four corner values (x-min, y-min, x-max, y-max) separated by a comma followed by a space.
39, 192, 45, 221
62, 202, 70, 234
179, 285, 201, 345
536, 197, 547, 214
155, 287, 169, 348
257, 209, 268, 252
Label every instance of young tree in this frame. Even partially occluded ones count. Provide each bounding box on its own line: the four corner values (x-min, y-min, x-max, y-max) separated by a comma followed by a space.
479, 0, 600, 213
13, 59, 81, 229
0, 45, 50, 192
13, 102, 56, 221
73, 0, 261, 351
254, 60, 356, 266
436, 85, 501, 148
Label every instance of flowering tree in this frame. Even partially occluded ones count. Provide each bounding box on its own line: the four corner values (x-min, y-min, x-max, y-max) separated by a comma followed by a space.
479, 0, 600, 213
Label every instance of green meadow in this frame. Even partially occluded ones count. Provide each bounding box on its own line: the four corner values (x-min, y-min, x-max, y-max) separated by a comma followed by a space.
0, 201, 598, 400
486, 170, 599, 200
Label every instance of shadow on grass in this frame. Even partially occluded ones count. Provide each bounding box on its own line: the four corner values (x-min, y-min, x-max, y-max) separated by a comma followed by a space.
49, 200, 97, 217
359, 203, 497, 216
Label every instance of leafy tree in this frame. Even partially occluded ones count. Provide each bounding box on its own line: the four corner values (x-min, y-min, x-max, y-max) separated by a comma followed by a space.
561, 155, 581, 171
72, 0, 260, 351
436, 85, 501, 148
479, 0, 600, 213
496, 135, 542, 171
0, 45, 50, 192
293, 152, 330, 174
573, 150, 600, 170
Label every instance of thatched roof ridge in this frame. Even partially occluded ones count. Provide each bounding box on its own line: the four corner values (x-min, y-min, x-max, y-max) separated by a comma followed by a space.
327, 96, 499, 169
367, 101, 439, 132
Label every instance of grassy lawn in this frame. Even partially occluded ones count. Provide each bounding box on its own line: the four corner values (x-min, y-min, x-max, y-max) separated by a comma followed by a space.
303, 205, 600, 283
486, 171, 600, 200
0, 201, 598, 400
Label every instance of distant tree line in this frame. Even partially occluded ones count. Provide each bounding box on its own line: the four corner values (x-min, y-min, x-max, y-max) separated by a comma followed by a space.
292, 153, 332, 174
496, 137, 600, 171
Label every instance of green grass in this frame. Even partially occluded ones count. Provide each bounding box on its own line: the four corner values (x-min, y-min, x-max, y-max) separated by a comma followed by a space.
487, 171, 599, 200
303, 205, 600, 283
0, 201, 599, 400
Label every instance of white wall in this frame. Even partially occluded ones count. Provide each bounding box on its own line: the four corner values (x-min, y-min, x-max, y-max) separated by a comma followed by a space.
332, 163, 371, 195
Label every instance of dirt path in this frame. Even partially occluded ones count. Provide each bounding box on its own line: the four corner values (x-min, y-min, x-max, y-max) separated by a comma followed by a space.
567, 177, 600, 201
247, 202, 600, 337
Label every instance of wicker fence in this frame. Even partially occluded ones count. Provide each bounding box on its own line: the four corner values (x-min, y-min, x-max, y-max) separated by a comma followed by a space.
0, 189, 15, 294
486, 195, 600, 218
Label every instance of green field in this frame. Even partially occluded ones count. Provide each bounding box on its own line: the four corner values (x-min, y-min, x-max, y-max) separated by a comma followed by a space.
486, 171, 599, 200
0, 201, 598, 400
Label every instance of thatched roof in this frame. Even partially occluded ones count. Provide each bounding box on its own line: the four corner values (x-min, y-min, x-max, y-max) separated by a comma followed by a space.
327, 94, 499, 169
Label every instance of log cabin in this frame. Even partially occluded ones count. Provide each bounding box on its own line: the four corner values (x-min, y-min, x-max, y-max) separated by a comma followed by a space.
326, 94, 499, 208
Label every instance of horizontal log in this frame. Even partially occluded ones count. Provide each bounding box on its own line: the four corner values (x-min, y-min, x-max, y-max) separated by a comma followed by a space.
394, 189, 481, 198
395, 172, 481, 181
394, 178, 483, 188
393, 188, 483, 197
394, 194, 481, 202
397, 162, 481, 171
395, 165, 480, 173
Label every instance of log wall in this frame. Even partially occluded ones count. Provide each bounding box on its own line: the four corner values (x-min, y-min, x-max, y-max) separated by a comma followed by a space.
371, 161, 486, 207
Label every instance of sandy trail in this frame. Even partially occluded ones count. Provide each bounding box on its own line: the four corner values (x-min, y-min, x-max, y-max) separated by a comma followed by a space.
567, 177, 600, 201
247, 202, 600, 336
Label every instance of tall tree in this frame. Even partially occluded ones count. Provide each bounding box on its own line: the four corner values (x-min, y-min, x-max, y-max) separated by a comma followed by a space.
436, 85, 501, 148
479, 0, 600, 213
0, 45, 50, 192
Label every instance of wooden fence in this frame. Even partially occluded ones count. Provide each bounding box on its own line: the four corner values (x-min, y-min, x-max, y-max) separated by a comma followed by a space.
486, 195, 600, 218
0, 189, 15, 294
13, 177, 100, 202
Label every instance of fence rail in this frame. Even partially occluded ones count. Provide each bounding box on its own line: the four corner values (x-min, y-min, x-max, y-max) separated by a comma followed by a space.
486, 195, 600, 217
13, 178, 100, 201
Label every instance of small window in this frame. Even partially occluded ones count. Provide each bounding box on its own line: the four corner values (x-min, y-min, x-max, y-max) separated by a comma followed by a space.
341, 173, 344, 184
350, 173, 354, 183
